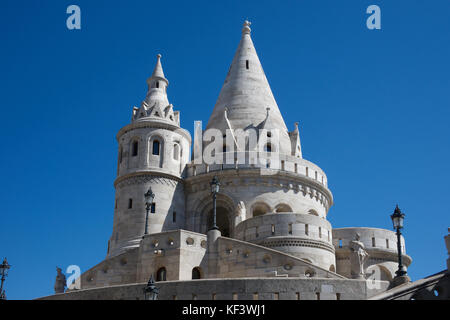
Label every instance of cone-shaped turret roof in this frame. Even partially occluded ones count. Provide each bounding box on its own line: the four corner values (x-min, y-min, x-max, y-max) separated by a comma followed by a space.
206, 21, 292, 154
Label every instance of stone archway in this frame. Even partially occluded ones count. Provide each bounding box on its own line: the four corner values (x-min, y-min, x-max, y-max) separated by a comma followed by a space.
197, 193, 235, 237
206, 206, 231, 237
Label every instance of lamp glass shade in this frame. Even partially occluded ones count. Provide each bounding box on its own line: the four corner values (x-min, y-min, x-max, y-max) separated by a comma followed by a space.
391, 213, 404, 229
210, 177, 220, 193
144, 189, 155, 206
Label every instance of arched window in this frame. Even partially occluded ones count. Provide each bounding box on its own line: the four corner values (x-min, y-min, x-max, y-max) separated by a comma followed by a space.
308, 209, 319, 216
192, 267, 202, 280
156, 267, 166, 281
275, 204, 292, 213
173, 144, 180, 160
132, 141, 138, 157
152, 140, 160, 156
252, 203, 271, 217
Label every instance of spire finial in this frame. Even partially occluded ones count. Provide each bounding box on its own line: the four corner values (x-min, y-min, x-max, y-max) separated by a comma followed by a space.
242, 20, 251, 35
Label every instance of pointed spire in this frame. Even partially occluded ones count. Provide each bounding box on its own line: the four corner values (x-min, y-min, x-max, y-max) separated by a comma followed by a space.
206, 21, 292, 154
151, 54, 166, 80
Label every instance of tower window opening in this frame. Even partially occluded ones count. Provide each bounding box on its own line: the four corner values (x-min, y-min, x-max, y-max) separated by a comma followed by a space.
306, 167, 309, 177
119, 146, 123, 163
246, 60, 249, 69
267, 131, 272, 138
255, 226, 259, 238
294, 163, 298, 173
115, 198, 118, 209
372, 237, 376, 247
281, 160, 285, 171
315, 171, 318, 180
305, 224, 309, 236
128, 198, 133, 209
265, 143, 272, 152
156, 81, 159, 88
319, 227, 322, 238
151, 203, 156, 213
339, 239, 342, 248
132, 141, 138, 157
288, 223, 293, 235
152, 140, 160, 155
173, 211, 176, 223
271, 224, 275, 235
192, 267, 202, 279
328, 230, 330, 241
386, 239, 389, 249
156, 267, 166, 281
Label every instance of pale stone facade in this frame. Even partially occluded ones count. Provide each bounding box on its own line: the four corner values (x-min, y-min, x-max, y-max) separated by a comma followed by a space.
40, 21, 417, 300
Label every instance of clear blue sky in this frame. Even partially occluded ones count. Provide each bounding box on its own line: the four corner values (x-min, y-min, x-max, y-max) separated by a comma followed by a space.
0, 0, 449, 300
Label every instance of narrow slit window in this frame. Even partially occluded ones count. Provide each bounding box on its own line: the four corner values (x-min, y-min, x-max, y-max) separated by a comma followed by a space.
288, 223, 293, 235
271, 224, 275, 235
132, 141, 138, 157
339, 239, 342, 248
294, 163, 298, 173
281, 160, 285, 171
128, 198, 133, 209
151, 203, 156, 213
173, 211, 176, 223
152, 140, 160, 156
319, 227, 322, 238
255, 226, 259, 238
372, 237, 376, 247
246, 60, 249, 69
386, 239, 389, 249
156, 81, 159, 88
305, 224, 309, 236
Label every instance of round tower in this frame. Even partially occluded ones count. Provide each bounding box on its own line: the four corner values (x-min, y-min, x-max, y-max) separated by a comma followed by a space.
107, 55, 191, 258
184, 21, 335, 270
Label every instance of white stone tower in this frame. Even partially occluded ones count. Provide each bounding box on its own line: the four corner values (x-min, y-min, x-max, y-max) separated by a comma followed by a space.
184, 21, 335, 270
107, 54, 191, 258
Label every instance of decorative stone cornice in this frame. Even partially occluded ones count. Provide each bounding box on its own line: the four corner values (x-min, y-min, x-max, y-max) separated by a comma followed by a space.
260, 238, 336, 254
114, 172, 183, 189
116, 120, 191, 144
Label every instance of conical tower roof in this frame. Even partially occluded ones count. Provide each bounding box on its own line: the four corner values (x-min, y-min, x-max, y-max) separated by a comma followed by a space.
206, 21, 292, 154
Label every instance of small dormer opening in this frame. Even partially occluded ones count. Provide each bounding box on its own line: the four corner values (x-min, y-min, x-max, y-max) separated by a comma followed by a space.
246, 60, 249, 69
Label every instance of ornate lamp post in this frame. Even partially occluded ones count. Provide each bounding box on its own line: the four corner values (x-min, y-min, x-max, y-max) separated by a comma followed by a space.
210, 176, 220, 231
0, 258, 11, 300
390, 205, 407, 278
144, 188, 155, 235
143, 275, 159, 300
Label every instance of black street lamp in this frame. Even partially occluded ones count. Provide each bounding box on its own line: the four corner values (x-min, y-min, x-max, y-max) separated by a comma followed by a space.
144, 188, 155, 235
390, 205, 407, 278
0, 258, 11, 300
210, 176, 220, 231
143, 275, 159, 300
